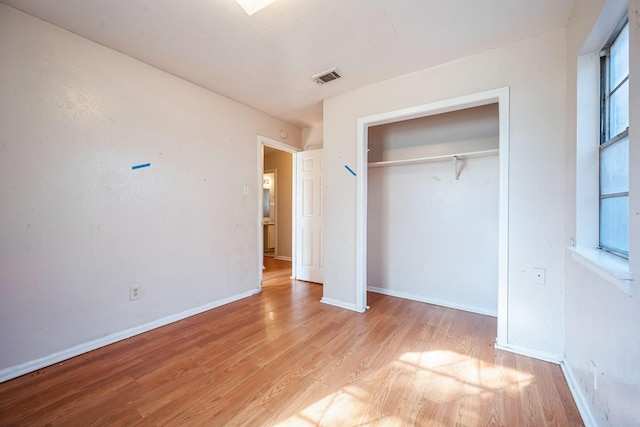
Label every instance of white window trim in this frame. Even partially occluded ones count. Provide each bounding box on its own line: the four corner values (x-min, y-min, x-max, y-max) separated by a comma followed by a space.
569, 246, 633, 296
574, 7, 634, 297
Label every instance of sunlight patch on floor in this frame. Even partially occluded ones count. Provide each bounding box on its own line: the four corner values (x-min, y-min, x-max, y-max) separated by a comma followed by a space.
274, 349, 534, 426
398, 350, 533, 398
273, 384, 385, 426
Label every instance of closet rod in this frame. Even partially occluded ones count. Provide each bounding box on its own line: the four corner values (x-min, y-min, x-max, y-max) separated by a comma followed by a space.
367, 148, 498, 169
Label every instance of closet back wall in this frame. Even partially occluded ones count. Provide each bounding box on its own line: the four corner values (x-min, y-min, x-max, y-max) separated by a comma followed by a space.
367, 105, 499, 316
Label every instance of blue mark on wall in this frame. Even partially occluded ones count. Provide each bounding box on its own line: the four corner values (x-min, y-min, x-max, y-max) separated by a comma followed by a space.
344, 165, 357, 176
132, 163, 151, 170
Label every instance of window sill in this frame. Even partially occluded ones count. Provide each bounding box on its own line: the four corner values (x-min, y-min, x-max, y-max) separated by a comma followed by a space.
568, 246, 633, 296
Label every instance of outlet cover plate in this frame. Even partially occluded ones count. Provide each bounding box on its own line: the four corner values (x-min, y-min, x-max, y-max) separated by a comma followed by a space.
130, 285, 141, 301
533, 268, 546, 285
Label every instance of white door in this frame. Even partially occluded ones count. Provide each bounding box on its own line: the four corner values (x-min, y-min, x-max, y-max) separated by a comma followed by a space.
296, 149, 323, 283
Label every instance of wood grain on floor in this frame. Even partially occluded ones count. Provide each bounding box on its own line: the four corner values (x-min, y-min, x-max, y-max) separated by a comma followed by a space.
0, 259, 583, 426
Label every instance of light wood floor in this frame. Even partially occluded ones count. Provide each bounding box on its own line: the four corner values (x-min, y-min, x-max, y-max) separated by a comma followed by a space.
0, 259, 583, 426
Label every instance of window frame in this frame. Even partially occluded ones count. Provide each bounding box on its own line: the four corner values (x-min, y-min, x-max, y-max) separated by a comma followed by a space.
599, 16, 629, 259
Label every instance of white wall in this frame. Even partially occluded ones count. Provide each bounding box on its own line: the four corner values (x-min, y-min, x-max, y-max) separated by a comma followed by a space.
367, 105, 499, 315
0, 5, 300, 376
324, 29, 567, 356
564, 0, 640, 425
368, 103, 499, 162
367, 155, 499, 315
301, 125, 323, 150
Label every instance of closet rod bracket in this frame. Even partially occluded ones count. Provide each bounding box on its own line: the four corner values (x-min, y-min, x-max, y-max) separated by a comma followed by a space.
453, 156, 462, 180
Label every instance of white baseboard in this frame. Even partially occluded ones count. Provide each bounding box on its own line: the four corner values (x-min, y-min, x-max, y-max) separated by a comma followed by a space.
0, 288, 261, 384
320, 297, 365, 313
274, 256, 292, 261
560, 358, 598, 427
367, 286, 497, 317
367, 285, 588, 423
494, 342, 564, 364
493, 345, 595, 426
368, 287, 563, 364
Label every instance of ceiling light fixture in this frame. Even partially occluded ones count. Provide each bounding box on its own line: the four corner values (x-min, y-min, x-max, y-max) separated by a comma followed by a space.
234, 0, 279, 16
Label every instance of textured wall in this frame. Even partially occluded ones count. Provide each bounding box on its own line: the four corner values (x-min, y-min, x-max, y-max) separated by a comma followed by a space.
0, 4, 300, 375
324, 29, 567, 355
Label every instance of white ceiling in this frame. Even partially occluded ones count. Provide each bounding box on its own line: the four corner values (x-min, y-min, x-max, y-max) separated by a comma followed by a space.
1, 0, 575, 128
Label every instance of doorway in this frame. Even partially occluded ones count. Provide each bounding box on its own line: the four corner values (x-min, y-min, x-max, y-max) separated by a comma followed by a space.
257, 136, 299, 288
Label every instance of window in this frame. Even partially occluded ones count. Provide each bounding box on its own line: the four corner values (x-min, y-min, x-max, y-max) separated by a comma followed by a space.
600, 17, 629, 258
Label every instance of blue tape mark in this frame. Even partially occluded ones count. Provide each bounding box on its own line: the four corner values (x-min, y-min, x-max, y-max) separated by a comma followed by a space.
344, 165, 357, 176
132, 163, 151, 170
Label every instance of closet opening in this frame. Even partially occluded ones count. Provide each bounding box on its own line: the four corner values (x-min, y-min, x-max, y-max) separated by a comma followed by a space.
368, 103, 499, 313
355, 88, 510, 347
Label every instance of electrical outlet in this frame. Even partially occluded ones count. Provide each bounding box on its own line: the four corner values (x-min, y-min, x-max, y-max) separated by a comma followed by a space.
130, 285, 141, 301
532, 268, 546, 285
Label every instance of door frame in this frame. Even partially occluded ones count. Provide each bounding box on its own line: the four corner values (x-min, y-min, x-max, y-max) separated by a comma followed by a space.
257, 136, 300, 290
355, 87, 510, 346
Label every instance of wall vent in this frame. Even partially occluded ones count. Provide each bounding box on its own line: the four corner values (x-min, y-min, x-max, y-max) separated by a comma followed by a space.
311, 68, 341, 85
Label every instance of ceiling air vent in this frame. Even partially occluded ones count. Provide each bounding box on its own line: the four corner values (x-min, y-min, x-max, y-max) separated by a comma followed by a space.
311, 68, 341, 85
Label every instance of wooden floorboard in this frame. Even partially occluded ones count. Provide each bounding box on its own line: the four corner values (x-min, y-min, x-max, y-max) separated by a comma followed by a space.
0, 258, 583, 426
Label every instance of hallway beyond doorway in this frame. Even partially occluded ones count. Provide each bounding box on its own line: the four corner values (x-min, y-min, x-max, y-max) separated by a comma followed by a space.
262, 257, 292, 287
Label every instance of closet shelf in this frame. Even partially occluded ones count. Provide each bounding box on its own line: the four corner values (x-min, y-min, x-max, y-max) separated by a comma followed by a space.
368, 148, 499, 168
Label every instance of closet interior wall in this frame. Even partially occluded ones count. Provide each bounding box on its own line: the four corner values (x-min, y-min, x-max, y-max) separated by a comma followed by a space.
367, 104, 500, 316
